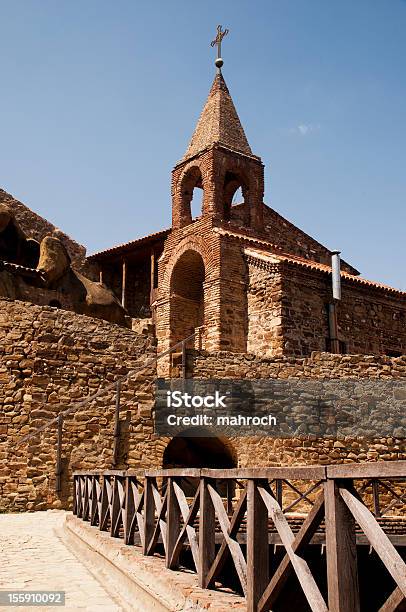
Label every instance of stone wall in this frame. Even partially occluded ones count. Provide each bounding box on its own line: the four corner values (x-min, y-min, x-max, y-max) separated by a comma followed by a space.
281, 264, 406, 357
0, 298, 160, 512
188, 349, 406, 469
246, 260, 283, 356
2, 296, 405, 513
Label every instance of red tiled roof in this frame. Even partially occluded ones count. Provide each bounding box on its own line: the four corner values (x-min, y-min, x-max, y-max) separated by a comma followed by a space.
244, 247, 406, 296
214, 221, 360, 276
87, 228, 170, 260
87, 224, 404, 295
213, 226, 284, 252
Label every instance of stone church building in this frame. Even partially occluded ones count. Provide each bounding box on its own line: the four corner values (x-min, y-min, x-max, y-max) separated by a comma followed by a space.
0, 60, 405, 511
89, 70, 406, 361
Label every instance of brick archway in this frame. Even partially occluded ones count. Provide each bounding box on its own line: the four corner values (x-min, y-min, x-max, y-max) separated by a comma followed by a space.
169, 249, 205, 346
172, 161, 208, 228
223, 168, 249, 222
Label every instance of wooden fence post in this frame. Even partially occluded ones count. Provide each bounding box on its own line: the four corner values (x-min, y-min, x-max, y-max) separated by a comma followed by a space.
143, 476, 155, 555
110, 476, 121, 537
99, 475, 109, 531
276, 478, 283, 509
199, 477, 216, 588
166, 476, 181, 568
124, 476, 135, 544
372, 480, 381, 517
247, 479, 269, 612
325, 478, 360, 612
90, 475, 98, 526
73, 475, 79, 515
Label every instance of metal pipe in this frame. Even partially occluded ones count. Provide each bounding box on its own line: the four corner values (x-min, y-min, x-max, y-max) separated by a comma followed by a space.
121, 259, 127, 309
328, 303, 340, 354
331, 250, 341, 301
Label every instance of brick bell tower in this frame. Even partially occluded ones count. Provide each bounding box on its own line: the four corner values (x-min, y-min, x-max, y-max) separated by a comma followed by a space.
171, 27, 264, 232
157, 27, 265, 368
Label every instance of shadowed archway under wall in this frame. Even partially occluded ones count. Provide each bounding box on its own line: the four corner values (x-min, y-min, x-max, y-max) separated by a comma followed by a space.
169, 249, 205, 347
163, 431, 237, 496
163, 432, 236, 469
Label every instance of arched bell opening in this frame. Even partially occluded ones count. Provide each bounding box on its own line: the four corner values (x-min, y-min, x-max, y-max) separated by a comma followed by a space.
222, 171, 249, 225
180, 166, 204, 224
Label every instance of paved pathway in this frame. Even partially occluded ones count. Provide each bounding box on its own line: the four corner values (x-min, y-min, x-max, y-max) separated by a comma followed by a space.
0, 511, 124, 611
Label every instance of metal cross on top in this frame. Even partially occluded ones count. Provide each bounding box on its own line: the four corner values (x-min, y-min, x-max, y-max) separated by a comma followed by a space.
210, 24, 229, 70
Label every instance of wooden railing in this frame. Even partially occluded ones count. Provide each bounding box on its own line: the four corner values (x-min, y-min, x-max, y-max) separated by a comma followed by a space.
73, 462, 406, 612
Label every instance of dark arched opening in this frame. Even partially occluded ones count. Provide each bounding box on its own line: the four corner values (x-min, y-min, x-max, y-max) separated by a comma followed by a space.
163, 431, 236, 496
163, 432, 236, 469
170, 249, 205, 346
223, 171, 249, 225
180, 166, 204, 223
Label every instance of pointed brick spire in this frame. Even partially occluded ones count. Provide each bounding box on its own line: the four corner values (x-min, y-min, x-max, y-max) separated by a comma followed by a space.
183, 73, 252, 160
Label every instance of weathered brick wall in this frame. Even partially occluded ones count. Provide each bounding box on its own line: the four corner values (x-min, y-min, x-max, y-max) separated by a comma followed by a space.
262, 205, 355, 271
280, 266, 329, 355
156, 216, 223, 365
219, 237, 248, 352
171, 147, 264, 231
158, 220, 406, 363
228, 203, 357, 274
281, 265, 406, 356
0, 299, 160, 512
156, 215, 256, 367
246, 260, 283, 356
188, 349, 406, 468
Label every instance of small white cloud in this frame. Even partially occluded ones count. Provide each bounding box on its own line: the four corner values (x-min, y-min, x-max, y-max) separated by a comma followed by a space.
291, 123, 321, 136
298, 124, 310, 135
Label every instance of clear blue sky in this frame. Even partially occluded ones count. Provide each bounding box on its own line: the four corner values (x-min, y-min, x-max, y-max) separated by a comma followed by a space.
1, 0, 405, 289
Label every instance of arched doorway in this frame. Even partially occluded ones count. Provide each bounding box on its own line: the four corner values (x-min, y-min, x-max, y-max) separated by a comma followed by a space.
163, 432, 236, 469
163, 432, 236, 496
170, 249, 205, 346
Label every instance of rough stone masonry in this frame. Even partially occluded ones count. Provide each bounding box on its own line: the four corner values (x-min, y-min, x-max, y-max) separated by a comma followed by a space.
0, 296, 405, 511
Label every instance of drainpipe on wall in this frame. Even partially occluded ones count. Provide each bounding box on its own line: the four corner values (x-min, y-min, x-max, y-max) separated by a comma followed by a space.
328, 250, 341, 354
121, 258, 127, 309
